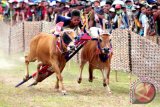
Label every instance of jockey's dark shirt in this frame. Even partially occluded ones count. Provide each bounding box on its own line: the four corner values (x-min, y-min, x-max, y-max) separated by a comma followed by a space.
56, 15, 83, 29
56, 15, 71, 27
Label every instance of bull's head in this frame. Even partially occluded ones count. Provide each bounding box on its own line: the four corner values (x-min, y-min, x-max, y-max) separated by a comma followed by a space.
60, 29, 77, 52
62, 29, 76, 40
100, 31, 111, 55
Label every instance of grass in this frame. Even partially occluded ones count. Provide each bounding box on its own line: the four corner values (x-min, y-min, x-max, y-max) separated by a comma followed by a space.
0, 51, 159, 107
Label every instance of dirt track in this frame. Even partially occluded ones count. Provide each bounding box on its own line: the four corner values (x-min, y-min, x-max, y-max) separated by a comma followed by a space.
0, 53, 159, 107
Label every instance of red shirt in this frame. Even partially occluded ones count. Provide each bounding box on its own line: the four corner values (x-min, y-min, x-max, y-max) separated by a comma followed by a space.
41, 6, 47, 20
0, 6, 3, 14
27, 8, 36, 18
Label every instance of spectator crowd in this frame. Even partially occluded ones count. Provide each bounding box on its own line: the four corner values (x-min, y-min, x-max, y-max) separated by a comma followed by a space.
0, 0, 160, 42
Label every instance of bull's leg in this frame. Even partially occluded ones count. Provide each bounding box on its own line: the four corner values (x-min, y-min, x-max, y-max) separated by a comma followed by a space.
54, 76, 59, 91
77, 60, 87, 84
36, 62, 43, 77
101, 69, 106, 87
24, 55, 36, 81
51, 62, 66, 95
101, 67, 112, 94
24, 56, 30, 80
54, 64, 65, 91
88, 64, 93, 82
105, 66, 111, 94
32, 63, 42, 85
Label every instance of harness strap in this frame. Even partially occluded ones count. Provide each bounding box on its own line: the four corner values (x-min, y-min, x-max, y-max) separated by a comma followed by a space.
60, 36, 64, 53
97, 40, 103, 53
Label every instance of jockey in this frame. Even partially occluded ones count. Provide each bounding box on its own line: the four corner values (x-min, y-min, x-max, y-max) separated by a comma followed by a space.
81, 1, 94, 29
55, 9, 82, 34
53, 9, 82, 53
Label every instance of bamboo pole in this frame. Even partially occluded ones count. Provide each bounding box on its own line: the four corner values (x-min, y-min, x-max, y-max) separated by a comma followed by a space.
10, 10, 13, 26
32, 14, 35, 21
115, 70, 118, 82
16, 13, 19, 23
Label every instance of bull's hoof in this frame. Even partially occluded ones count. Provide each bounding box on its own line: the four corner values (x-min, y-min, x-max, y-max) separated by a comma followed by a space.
88, 79, 93, 82
103, 83, 107, 87
23, 75, 29, 81
77, 78, 82, 84
108, 91, 112, 94
54, 86, 59, 90
54, 85, 59, 92
61, 90, 67, 95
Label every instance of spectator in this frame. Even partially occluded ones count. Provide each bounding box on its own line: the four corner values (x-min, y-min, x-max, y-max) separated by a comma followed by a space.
0, 0, 158, 43
47, 5, 54, 22
14, 2, 26, 22
108, 7, 116, 33
26, 3, 37, 21
131, 6, 141, 33
56, 9, 82, 29
139, 5, 148, 36
82, 3, 95, 29
93, 0, 104, 28
112, 4, 129, 29
7, 1, 17, 23
152, 5, 160, 37
0, 2, 3, 21
146, 7, 156, 36
38, 1, 47, 21
125, 0, 133, 25
103, 1, 112, 20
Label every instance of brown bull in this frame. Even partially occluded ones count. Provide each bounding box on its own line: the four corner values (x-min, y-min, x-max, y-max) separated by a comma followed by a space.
24, 30, 76, 94
77, 33, 113, 93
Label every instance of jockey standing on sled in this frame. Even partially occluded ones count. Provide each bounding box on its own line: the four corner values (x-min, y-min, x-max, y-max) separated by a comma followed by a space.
53, 9, 83, 53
